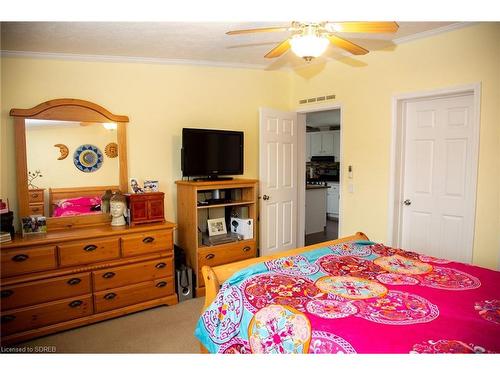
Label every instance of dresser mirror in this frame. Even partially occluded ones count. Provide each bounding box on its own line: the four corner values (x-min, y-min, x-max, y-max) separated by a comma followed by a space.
11, 99, 129, 230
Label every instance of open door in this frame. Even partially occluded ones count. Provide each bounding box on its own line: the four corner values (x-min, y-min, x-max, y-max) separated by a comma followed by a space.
259, 108, 298, 256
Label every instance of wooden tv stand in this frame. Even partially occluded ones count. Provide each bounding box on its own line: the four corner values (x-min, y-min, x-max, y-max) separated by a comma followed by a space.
175, 179, 258, 296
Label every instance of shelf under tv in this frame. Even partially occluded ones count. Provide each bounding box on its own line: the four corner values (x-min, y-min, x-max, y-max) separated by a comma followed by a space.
197, 200, 255, 209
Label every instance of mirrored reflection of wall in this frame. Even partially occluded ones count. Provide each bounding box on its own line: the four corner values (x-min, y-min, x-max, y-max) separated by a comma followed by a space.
25, 120, 119, 212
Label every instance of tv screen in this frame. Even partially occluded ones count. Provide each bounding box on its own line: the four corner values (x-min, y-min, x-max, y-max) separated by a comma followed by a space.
182, 128, 244, 178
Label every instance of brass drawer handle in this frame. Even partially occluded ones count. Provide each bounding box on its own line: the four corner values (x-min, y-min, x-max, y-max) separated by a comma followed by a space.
104, 293, 117, 300
1, 315, 16, 324
156, 281, 167, 288
83, 244, 98, 252
143, 236, 155, 244
68, 300, 83, 308
31, 193, 39, 198
155, 262, 166, 269
205, 253, 215, 260
12, 254, 29, 262
103, 272, 116, 279
243, 246, 251, 252
1, 290, 14, 298
32, 207, 41, 212
67, 278, 81, 286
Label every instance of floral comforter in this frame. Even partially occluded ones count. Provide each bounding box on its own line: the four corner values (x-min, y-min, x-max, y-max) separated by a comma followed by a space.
194, 240, 500, 354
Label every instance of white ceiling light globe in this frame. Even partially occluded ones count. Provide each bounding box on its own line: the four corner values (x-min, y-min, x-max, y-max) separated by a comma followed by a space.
290, 34, 329, 60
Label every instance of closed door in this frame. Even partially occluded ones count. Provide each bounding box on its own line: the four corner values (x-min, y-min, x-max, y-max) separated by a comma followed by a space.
259, 108, 298, 256
401, 94, 476, 262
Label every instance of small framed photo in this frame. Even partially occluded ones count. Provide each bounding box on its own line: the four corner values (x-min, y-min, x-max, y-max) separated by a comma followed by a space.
129, 178, 144, 194
207, 218, 227, 236
143, 180, 159, 192
21, 216, 47, 236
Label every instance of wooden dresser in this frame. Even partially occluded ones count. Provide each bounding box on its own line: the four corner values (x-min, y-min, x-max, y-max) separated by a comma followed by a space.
0, 222, 177, 345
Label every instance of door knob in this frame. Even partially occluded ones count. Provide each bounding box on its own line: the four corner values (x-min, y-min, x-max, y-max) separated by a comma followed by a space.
262, 195, 270, 201
403, 199, 412, 206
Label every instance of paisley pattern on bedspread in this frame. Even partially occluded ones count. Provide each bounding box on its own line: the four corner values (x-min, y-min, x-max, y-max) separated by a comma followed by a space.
474, 299, 500, 324
195, 239, 500, 353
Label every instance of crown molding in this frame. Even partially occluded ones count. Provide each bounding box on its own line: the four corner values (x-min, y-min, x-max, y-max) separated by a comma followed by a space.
0, 22, 478, 71
393, 22, 477, 45
0, 50, 269, 70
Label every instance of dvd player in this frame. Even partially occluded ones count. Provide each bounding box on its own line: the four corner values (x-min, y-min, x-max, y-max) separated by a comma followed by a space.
202, 232, 241, 246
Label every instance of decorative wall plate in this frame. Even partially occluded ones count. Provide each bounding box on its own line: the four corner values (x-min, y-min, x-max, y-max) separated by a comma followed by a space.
73, 144, 103, 173
105, 142, 118, 158
54, 143, 69, 160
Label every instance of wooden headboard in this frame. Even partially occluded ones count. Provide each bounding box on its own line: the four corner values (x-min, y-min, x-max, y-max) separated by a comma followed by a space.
49, 185, 120, 216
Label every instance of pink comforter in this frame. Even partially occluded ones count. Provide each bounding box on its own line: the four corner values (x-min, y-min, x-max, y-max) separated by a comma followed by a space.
195, 241, 500, 354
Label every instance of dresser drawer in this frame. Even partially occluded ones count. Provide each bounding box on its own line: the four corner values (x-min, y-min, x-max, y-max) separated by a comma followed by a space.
1, 294, 93, 336
93, 277, 174, 313
1, 246, 57, 277
92, 258, 173, 291
28, 189, 44, 203
121, 230, 172, 257
1, 272, 91, 311
28, 204, 44, 216
59, 238, 120, 267
198, 241, 256, 269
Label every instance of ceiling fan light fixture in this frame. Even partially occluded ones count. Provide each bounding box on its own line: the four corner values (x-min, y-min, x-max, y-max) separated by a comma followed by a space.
290, 33, 329, 61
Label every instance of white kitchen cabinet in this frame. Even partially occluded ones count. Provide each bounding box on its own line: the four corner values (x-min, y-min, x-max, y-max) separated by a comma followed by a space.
305, 187, 327, 234
306, 133, 312, 162
332, 130, 340, 161
326, 182, 340, 217
310, 132, 323, 156
310, 131, 335, 156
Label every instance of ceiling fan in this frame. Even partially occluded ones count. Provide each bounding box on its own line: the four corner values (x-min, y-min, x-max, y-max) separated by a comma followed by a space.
226, 21, 399, 61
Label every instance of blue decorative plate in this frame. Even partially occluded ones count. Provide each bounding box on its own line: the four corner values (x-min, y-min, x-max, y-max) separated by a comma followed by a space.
73, 144, 103, 173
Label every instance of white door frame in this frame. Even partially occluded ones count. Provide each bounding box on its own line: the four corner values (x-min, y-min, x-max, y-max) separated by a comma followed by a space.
387, 83, 481, 252
296, 103, 343, 247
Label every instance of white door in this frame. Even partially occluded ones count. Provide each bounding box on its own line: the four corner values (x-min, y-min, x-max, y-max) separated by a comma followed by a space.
401, 94, 476, 262
259, 108, 298, 256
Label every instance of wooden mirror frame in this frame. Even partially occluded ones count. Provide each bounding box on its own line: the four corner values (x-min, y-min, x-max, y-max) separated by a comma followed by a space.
10, 98, 129, 230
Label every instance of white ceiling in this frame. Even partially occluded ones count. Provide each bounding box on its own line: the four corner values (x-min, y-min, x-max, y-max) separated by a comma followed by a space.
1, 22, 468, 69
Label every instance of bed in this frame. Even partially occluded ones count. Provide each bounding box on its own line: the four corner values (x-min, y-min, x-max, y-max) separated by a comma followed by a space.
195, 232, 500, 354
49, 185, 119, 217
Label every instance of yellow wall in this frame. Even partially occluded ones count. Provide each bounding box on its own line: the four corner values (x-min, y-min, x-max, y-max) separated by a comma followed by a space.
0, 58, 291, 226
1, 23, 499, 269
290, 23, 500, 269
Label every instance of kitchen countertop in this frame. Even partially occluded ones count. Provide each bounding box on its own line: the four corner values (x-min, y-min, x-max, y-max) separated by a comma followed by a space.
306, 184, 330, 190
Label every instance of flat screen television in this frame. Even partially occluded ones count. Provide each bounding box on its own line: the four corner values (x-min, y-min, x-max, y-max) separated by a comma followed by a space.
181, 128, 244, 180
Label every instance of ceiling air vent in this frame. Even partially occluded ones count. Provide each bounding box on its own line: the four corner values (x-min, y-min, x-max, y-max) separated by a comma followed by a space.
299, 94, 336, 105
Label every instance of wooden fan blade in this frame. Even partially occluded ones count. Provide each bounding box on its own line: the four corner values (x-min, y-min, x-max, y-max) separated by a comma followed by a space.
264, 39, 291, 58
327, 35, 368, 55
330, 21, 399, 33
226, 27, 289, 35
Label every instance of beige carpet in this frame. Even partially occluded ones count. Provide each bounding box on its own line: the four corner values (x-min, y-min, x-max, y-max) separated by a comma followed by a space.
16, 297, 205, 353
